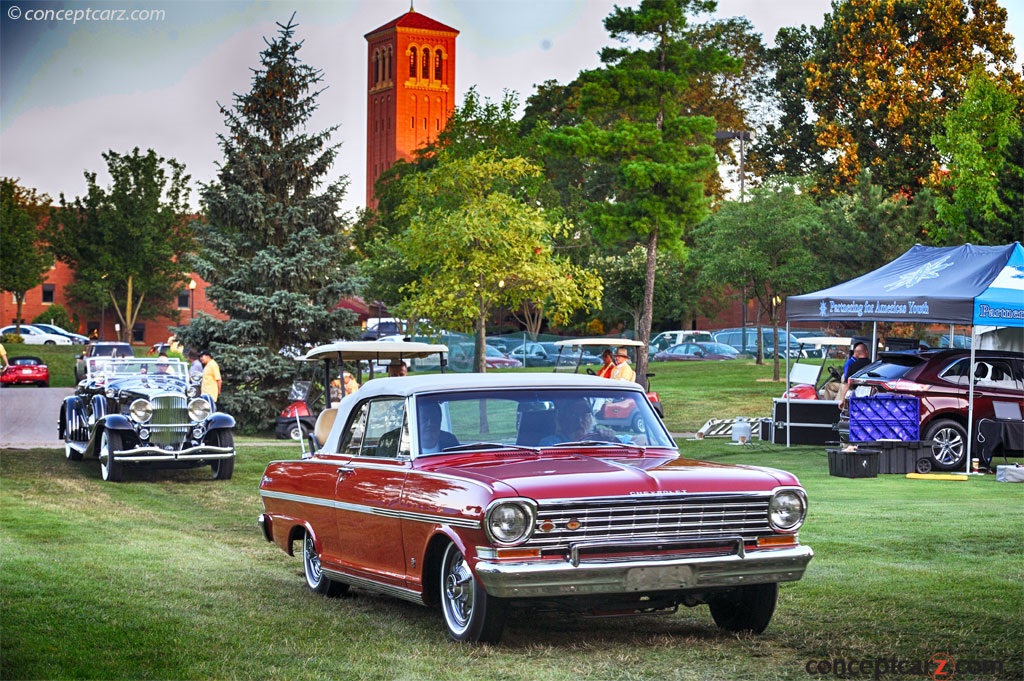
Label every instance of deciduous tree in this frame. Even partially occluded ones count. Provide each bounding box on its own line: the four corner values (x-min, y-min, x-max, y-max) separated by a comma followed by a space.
47, 149, 193, 341
806, 0, 1021, 194
694, 182, 825, 379
932, 68, 1023, 245
0, 179, 52, 332
391, 151, 601, 372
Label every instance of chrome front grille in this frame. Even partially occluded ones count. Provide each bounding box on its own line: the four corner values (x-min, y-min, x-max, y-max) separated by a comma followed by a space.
149, 393, 190, 447
530, 493, 773, 549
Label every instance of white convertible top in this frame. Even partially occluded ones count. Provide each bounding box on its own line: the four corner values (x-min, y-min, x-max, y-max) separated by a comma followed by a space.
302, 340, 449, 362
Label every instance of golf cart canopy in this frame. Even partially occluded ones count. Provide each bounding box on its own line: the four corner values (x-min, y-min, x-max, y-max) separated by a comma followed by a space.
302, 340, 450, 363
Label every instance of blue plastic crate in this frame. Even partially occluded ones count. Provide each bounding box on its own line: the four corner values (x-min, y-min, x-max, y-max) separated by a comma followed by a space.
849, 395, 920, 442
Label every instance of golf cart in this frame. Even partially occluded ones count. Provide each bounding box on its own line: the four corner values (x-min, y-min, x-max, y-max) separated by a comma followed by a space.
769, 336, 851, 446
552, 338, 663, 418
782, 336, 853, 401
288, 340, 449, 454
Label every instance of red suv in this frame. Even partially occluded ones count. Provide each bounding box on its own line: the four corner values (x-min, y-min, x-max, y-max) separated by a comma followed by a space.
848, 350, 1024, 470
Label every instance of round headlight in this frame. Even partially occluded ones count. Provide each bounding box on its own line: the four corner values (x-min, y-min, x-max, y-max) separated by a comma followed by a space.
188, 398, 212, 422
129, 399, 152, 423
485, 500, 536, 545
768, 489, 807, 532
105, 387, 117, 399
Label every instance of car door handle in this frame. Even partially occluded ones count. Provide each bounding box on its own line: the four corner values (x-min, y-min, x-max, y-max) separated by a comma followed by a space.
338, 466, 356, 479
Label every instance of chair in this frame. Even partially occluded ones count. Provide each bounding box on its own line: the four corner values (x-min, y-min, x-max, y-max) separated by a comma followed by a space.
312, 408, 338, 449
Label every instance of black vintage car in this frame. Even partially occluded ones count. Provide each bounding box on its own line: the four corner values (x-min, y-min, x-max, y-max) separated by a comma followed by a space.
59, 357, 236, 482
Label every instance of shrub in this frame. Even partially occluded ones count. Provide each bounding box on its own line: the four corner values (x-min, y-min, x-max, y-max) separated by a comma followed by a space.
32, 304, 74, 332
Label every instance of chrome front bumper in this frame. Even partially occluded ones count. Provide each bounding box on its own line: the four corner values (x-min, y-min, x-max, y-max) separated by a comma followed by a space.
473, 544, 813, 598
105, 445, 235, 462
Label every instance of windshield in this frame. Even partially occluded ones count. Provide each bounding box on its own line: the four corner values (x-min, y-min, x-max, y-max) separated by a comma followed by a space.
86, 357, 188, 382
413, 387, 674, 455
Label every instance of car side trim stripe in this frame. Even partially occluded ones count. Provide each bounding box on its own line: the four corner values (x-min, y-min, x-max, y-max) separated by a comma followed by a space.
259, 489, 481, 529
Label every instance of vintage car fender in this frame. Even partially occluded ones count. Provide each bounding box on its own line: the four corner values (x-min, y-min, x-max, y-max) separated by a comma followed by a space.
99, 414, 135, 433
90, 394, 108, 423
206, 413, 236, 430
60, 396, 89, 441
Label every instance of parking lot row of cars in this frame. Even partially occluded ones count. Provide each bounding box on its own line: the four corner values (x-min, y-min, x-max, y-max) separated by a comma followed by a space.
0, 323, 89, 345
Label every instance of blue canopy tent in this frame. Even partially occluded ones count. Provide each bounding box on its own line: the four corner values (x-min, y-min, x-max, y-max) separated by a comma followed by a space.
785, 242, 1024, 467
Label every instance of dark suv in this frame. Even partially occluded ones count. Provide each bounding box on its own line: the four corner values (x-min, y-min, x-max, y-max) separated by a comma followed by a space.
848, 350, 1024, 470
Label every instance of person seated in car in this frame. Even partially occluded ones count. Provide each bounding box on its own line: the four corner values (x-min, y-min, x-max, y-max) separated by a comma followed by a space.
387, 360, 408, 377
418, 401, 458, 453
539, 398, 615, 446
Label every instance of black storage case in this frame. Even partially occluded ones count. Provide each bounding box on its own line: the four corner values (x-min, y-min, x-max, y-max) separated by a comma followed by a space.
827, 448, 880, 478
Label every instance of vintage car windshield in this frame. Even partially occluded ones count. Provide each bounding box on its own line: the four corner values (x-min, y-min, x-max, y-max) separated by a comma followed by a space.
412, 387, 674, 455
86, 357, 188, 382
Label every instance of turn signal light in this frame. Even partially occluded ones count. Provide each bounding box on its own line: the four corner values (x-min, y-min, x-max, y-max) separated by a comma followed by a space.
757, 535, 797, 548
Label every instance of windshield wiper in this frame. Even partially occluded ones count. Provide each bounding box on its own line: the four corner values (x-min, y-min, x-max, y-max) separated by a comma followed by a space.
438, 442, 540, 454
547, 440, 640, 450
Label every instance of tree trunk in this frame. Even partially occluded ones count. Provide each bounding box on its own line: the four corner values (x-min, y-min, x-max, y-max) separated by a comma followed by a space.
474, 315, 487, 374
636, 228, 658, 388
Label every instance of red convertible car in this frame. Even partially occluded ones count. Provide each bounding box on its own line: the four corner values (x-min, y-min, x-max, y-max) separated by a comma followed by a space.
258, 371, 812, 643
1, 356, 49, 387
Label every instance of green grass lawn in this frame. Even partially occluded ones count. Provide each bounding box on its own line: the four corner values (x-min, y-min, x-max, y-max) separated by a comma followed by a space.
2, 441, 1021, 680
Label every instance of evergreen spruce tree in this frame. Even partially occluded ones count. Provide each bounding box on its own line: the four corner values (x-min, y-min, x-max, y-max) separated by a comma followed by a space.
178, 16, 360, 429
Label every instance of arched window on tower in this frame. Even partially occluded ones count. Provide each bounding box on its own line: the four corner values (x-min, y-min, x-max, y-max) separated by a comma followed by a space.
372, 51, 379, 85
434, 50, 442, 81
386, 46, 393, 82
422, 49, 430, 80
409, 47, 417, 78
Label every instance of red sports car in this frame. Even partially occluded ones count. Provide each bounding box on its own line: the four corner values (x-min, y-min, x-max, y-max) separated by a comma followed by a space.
258, 368, 812, 643
1, 356, 49, 387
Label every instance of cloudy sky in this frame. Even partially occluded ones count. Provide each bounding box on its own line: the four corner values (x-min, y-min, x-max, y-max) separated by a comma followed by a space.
1, 0, 1020, 215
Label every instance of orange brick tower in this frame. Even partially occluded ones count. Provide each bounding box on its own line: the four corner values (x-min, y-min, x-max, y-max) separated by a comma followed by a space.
365, 6, 458, 207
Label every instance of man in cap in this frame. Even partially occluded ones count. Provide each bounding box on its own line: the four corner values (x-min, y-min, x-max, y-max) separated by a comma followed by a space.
199, 349, 222, 403
610, 347, 636, 383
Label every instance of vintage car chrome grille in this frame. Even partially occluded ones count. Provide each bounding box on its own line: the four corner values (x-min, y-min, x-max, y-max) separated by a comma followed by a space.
530, 493, 773, 547
148, 394, 190, 447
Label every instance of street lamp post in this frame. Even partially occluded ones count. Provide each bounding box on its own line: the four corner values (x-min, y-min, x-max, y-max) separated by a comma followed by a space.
715, 130, 752, 352
188, 279, 197, 320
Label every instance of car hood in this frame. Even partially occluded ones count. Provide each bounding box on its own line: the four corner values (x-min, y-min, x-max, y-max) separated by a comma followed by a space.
424, 449, 798, 498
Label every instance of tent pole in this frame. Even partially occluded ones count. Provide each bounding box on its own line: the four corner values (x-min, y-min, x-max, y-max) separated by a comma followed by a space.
966, 328, 978, 473
785, 321, 791, 447
871, 322, 878, 361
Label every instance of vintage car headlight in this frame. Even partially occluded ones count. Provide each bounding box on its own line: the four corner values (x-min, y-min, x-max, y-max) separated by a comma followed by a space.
106, 387, 117, 399
768, 489, 807, 532
129, 399, 153, 423
484, 499, 536, 546
188, 398, 211, 422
